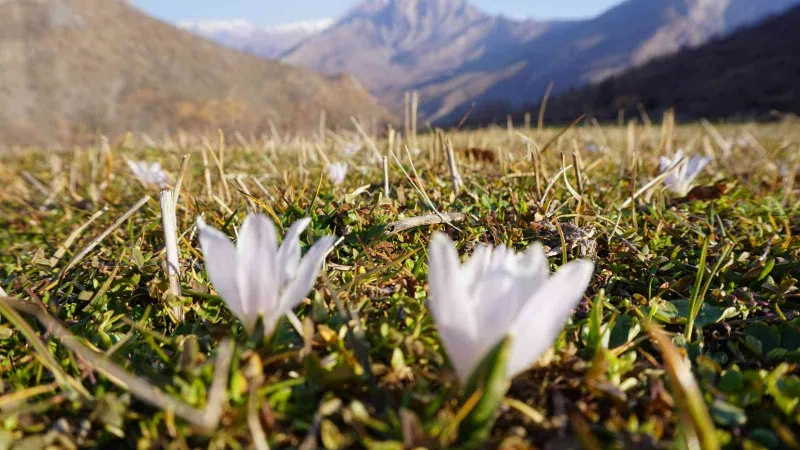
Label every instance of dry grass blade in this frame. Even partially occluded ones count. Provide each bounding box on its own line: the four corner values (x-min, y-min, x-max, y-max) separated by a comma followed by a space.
383, 155, 390, 198
0, 382, 59, 410
502, 397, 545, 424
619, 156, 686, 209
56, 195, 151, 281
350, 117, 382, 161
445, 138, 463, 195
384, 213, 467, 235
53, 206, 109, 261
439, 388, 483, 446
647, 324, 719, 450
389, 148, 461, 232
0, 297, 91, 400
0, 297, 233, 432
173, 154, 191, 207
21, 171, 51, 198
539, 113, 586, 155
541, 164, 574, 204
538, 81, 555, 132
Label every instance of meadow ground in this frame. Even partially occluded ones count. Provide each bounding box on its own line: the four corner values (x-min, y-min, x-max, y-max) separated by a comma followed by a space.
0, 119, 799, 449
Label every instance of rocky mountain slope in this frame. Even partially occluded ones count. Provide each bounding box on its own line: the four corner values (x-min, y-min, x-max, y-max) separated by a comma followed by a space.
506, 4, 800, 124
280, 0, 800, 123
0, 0, 391, 146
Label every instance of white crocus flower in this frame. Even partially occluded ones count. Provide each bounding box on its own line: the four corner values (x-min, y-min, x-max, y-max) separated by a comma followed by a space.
127, 160, 169, 188
658, 150, 711, 196
197, 214, 336, 336
427, 233, 594, 384
327, 162, 348, 185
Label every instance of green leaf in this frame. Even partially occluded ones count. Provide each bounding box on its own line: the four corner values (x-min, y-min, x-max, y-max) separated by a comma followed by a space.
609, 314, 641, 349
650, 299, 738, 329
132, 247, 145, 269
643, 298, 680, 323
743, 335, 763, 355
711, 399, 747, 427
778, 321, 800, 350
744, 323, 782, 354
764, 364, 799, 417
748, 428, 780, 449
717, 369, 743, 394
458, 336, 512, 449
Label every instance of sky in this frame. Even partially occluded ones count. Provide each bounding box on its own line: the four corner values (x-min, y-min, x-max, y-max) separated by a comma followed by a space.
131, 0, 624, 27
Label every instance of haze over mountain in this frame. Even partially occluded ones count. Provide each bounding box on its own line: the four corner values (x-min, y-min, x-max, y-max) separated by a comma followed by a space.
179, 18, 333, 59
505, 4, 800, 124
277, 0, 800, 123
0, 0, 390, 147
283, 0, 555, 119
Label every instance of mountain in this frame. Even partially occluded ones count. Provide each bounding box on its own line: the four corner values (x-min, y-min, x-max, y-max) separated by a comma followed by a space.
0, 0, 391, 147
468, 0, 800, 122
282, 0, 556, 116
179, 18, 333, 59
505, 4, 800, 124
279, 0, 800, 123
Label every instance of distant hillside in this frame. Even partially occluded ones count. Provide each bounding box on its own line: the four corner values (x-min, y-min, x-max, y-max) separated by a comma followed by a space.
279, 0, 800, 123
504, 5, 800, 124
0, 0, 391, 147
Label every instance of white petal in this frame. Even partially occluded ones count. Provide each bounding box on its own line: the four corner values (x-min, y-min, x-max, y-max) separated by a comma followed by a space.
507, 260, 594, 379
686, 156, 710, 182
469, 244, 549, 367
197, 218, 246, 325
521, 243, 548, 271
237, 214, 280, 332
437, 321, 483, 385
488, 244, 511, 271
427, 233, 480, 383
470, 270, 526, 367
658, 156, 673, 173
463, 244, 492, 298
277, 218, 311, 287
278, 235, 336, 316
127, 160, 145, 180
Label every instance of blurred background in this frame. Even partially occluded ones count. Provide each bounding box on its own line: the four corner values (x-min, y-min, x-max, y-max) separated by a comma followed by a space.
1, 0, 798, 147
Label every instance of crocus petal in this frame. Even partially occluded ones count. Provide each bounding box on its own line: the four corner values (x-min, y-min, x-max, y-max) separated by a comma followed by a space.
463, 244, 492, 298
127, 160, 145, 180
277, 218, 311, 287
658, 156, 673, 173
427, 233, 481, 382
197, 218, 245, 325
470, 270, 527, 367
686, 156, 710, 182
507, 260, 594, 379
327, 163, 348, 185
440, 319, 484, 384
278, 235, 336, 314
468, 244, 548, 368
237, 214, 280, 334
518, 243, 549, 279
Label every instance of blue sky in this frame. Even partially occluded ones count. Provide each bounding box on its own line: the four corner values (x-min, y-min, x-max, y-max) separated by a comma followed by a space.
131, 0, 624, 26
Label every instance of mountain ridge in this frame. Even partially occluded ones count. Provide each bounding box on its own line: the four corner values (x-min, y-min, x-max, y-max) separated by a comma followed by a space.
279, 0, 800, 123
498, 4, 800, 125
283, 0, 553, 116
0, 0, 392, 147
179, 18, 334, 58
